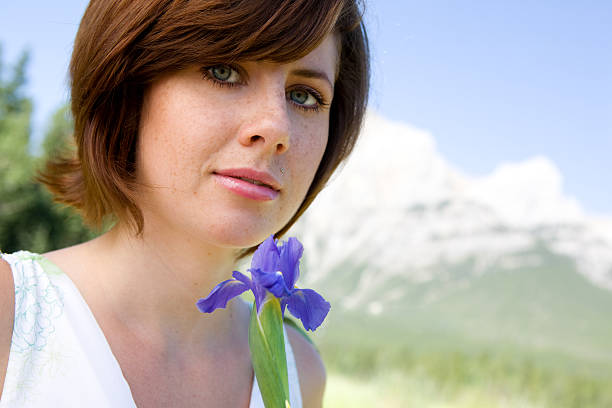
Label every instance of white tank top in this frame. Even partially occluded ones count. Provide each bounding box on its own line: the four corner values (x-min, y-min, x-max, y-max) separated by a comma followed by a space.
0, 251, 302, 408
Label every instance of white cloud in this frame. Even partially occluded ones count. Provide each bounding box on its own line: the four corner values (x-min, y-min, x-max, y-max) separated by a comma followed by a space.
292, 111, 612, 294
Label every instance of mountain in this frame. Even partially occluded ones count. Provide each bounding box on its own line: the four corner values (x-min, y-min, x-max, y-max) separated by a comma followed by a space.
289, 112, 612, 364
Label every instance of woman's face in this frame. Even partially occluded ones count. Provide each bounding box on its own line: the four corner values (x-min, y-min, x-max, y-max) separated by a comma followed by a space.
136, 35, 338, 248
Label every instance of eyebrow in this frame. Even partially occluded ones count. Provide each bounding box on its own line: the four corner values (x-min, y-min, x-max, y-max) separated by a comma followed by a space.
289, 69, 334, 90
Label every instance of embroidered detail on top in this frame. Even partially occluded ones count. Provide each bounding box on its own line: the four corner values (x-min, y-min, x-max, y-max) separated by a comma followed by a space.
9, 252, 65, 353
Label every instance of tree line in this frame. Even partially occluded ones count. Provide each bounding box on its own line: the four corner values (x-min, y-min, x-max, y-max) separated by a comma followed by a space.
0, 49, 95, 253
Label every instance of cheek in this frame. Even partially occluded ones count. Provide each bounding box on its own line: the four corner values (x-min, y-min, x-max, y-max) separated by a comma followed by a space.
306, 119, 329, 169
137, 115, 190, 188
291, 120, 329, 188
137, 90, 230, 189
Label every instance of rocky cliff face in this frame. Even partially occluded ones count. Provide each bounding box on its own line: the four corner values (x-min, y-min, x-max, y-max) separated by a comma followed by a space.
289, 112, 612, 317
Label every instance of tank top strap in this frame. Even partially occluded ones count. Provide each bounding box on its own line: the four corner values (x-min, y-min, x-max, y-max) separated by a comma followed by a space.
0, 251, 136, 407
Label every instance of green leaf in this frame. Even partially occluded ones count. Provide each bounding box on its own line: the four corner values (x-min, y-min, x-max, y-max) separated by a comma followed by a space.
249, 297, 291, 408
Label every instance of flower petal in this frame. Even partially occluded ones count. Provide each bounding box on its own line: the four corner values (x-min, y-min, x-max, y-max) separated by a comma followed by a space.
251, 235, 280, 274
252, 269, 289, 298
232, 270, 253, 287
243, 269, 267, 312
278, 237, 303, 289
196, 278, 249, 313
286, 288, 331, 331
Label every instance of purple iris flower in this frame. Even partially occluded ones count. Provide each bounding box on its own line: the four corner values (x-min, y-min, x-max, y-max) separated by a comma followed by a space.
196, 235, 331, 331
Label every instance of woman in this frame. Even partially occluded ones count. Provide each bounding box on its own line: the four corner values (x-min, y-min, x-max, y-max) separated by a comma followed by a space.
0, 0, 368, 406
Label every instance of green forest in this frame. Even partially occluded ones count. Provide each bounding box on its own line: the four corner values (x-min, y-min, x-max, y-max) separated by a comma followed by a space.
0, 50, 95, 254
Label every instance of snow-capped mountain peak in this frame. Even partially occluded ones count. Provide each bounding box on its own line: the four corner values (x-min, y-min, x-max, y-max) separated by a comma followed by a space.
291, 112, 612, 306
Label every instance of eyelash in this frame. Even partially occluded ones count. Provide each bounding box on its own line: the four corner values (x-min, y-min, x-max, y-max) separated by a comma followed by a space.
200, 65, 330, 113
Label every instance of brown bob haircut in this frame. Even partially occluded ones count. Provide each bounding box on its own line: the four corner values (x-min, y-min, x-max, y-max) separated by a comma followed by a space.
39, 0, 369, 247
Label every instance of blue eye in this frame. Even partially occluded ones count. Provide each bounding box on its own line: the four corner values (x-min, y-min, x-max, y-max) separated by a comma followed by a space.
203, 64, 241, 85
211, 66, 232, 81
288, 89, 319, 109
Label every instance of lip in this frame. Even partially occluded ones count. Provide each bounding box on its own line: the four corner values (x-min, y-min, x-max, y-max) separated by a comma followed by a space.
213, 168, 281, 201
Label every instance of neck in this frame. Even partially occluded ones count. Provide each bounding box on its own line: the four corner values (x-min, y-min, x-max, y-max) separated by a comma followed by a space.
81, 222, 250, 353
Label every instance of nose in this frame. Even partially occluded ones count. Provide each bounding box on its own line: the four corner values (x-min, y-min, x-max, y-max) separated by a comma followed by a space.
237, 86, 290, 155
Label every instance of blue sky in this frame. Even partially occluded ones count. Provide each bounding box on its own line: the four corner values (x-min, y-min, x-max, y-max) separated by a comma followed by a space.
1, 1, 610, 215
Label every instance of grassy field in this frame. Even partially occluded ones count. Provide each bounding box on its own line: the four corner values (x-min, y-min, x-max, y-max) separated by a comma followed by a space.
319, 343, 612, 408
314, 309, 612, 408
308, 252, 612, 407
325, 370, 542, 408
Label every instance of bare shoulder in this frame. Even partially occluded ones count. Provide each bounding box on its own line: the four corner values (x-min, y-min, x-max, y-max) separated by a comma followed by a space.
286, 326, 326, 408
0, 258, 15, 399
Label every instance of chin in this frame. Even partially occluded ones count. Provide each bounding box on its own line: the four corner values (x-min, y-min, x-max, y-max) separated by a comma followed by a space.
200, 220, 280, 250
197, 204, 293, 250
